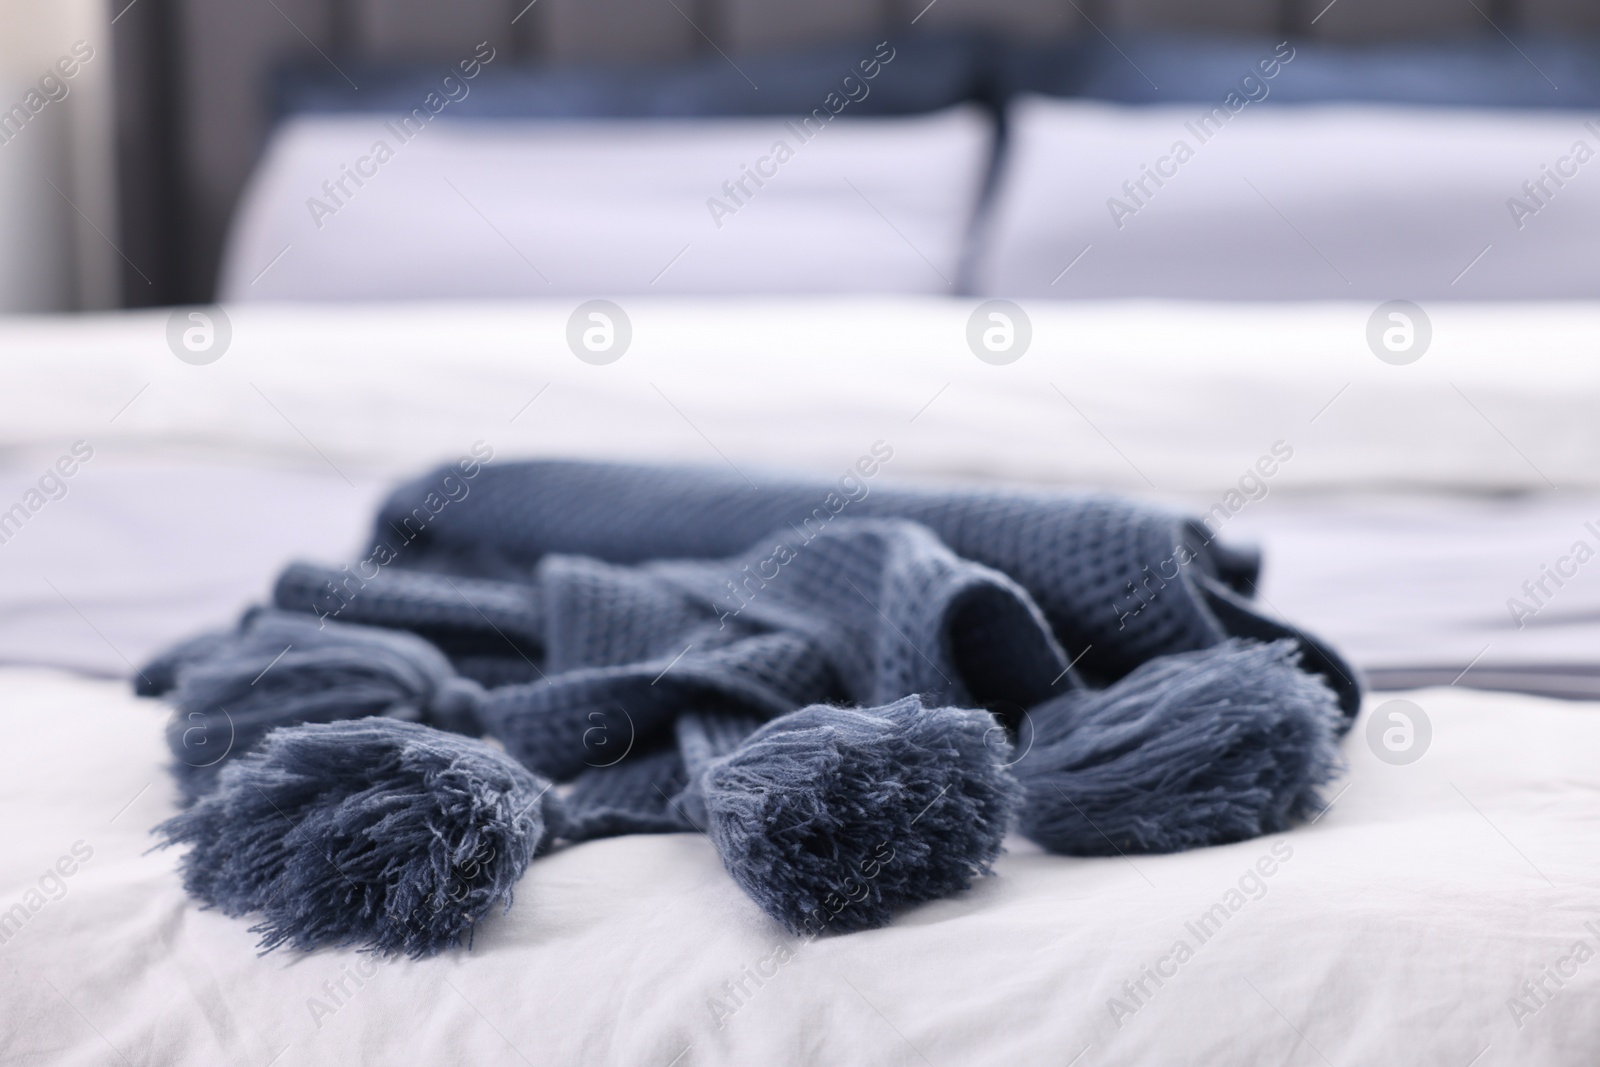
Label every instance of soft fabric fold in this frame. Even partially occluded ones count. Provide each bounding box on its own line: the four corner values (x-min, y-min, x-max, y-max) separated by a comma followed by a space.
141, 459, 1356, 954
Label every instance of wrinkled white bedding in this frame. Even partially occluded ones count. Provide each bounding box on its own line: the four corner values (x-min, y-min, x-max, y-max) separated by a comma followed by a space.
3, 297, 1600, 493
4, 297, 1600, 1065
1, 669, 1594, 1066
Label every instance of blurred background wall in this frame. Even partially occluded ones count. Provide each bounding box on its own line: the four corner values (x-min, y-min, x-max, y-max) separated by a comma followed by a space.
0, 0, 117, 312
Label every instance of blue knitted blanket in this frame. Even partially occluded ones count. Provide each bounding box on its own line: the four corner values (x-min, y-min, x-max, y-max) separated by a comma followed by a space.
143, 458, 1355, 956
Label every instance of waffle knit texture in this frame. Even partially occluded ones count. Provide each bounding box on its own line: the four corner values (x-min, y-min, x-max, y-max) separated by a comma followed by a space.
142, 459, 1357, 951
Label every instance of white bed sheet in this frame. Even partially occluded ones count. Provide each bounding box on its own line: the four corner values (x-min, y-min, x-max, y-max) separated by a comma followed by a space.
1227, 491, 1600, 673
4, 297, 1600, 1066
0, 456, 384, 676
3, 297, 1600, 493
2, 668, 1595, 1066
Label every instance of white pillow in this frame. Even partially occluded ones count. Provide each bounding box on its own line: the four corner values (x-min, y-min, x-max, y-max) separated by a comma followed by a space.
218, 108, 989, 301
976, 95, 1600, 299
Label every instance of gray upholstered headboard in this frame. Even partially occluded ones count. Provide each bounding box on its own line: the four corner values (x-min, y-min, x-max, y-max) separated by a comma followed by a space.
108, 0, 1596, 306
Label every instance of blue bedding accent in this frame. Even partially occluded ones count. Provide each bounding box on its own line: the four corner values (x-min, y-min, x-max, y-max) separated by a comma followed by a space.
144, 459, 1350, 953
271, 34, 987, 121
1004, 33, 1600, 109
271, 32, 1600, 127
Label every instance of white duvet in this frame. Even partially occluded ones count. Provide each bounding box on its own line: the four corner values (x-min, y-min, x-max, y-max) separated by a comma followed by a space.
1, 668, 1594, 1066
4, 297, 1600, 1065
4, 297, 1600, 494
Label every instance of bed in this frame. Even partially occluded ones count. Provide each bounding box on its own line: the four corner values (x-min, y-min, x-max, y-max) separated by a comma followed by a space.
5, 297, 1600, 1065
11, 2, 1600, 1063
